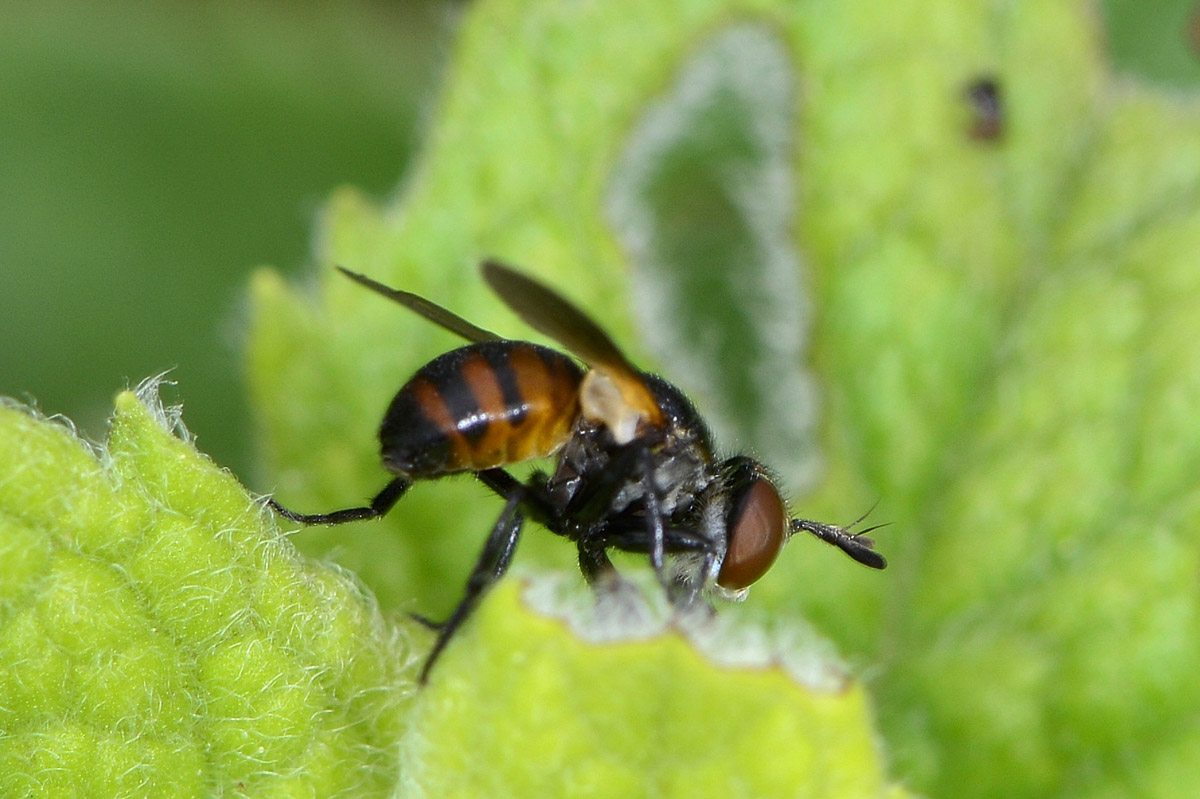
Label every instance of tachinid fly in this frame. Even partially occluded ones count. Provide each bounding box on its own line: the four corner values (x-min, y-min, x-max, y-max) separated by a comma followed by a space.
268, 262, 887, 682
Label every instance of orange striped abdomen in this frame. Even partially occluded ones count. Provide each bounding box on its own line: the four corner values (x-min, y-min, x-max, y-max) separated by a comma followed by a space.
378, 341, 583, 478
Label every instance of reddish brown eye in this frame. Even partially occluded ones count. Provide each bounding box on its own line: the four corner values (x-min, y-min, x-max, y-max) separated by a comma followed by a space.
717, 479, 787, 590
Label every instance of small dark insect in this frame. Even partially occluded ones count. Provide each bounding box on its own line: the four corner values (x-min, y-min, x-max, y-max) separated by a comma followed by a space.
268, 262, 887, 682
964, 76, 1004, 141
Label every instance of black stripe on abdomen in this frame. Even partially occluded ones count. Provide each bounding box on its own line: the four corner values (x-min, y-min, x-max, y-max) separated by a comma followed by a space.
481, 343, 529, 428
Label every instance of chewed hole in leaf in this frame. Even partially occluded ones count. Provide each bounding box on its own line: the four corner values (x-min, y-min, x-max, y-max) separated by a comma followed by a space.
608, 24, 819, 486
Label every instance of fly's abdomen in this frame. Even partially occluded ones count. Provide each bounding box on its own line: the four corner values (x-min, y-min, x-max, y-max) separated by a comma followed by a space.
379, 341, 583, 477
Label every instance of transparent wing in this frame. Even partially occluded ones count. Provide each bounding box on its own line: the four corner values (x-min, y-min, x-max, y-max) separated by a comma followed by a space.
337, 266, 501, 343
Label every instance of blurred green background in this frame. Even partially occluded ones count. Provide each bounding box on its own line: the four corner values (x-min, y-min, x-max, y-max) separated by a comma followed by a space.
1, 0, 1197, 482
0, 0, 457, 479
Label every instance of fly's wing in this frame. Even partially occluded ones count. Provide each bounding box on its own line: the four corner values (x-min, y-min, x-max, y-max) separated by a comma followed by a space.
337, 266, 502, 344
481, 259, 663, 433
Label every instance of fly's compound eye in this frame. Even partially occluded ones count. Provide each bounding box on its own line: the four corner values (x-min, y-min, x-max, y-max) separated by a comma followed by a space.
717, 477, 787, 590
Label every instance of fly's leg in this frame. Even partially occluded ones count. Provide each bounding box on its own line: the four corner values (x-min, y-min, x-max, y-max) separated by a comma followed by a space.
473, 468, 559, 532
637, 447, 671, 594
417, 478, 526, 684
564, 445, 641, 523
267, 476, 411, 525
669, 545, 717, 610
555, 443, 669, 590
577, 539, 620, 589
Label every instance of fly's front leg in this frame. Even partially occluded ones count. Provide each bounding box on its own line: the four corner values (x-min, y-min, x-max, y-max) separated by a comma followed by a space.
603, 517, 718, 608
418, 475, 526, 684
668, 545, 717, 610
637, 447, 671, 595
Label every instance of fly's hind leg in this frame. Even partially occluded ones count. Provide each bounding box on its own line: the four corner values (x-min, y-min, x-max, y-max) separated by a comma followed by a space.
268, 476, 411, 525
417, 469, 526, 684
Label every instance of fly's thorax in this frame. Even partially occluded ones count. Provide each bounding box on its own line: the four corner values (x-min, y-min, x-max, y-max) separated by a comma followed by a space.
647, 439, 714, 517
587, 433, 713, 521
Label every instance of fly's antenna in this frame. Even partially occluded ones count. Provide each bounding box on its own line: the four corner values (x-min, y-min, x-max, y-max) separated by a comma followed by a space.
792, 502, 888, 570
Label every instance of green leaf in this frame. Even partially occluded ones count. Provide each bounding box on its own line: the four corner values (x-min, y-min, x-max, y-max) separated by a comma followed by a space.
2, 383, 907, 791
0, 386, 900, 796
407, 577, 911, 799
0, 386, 409, 797
242, 0, 1200, 796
